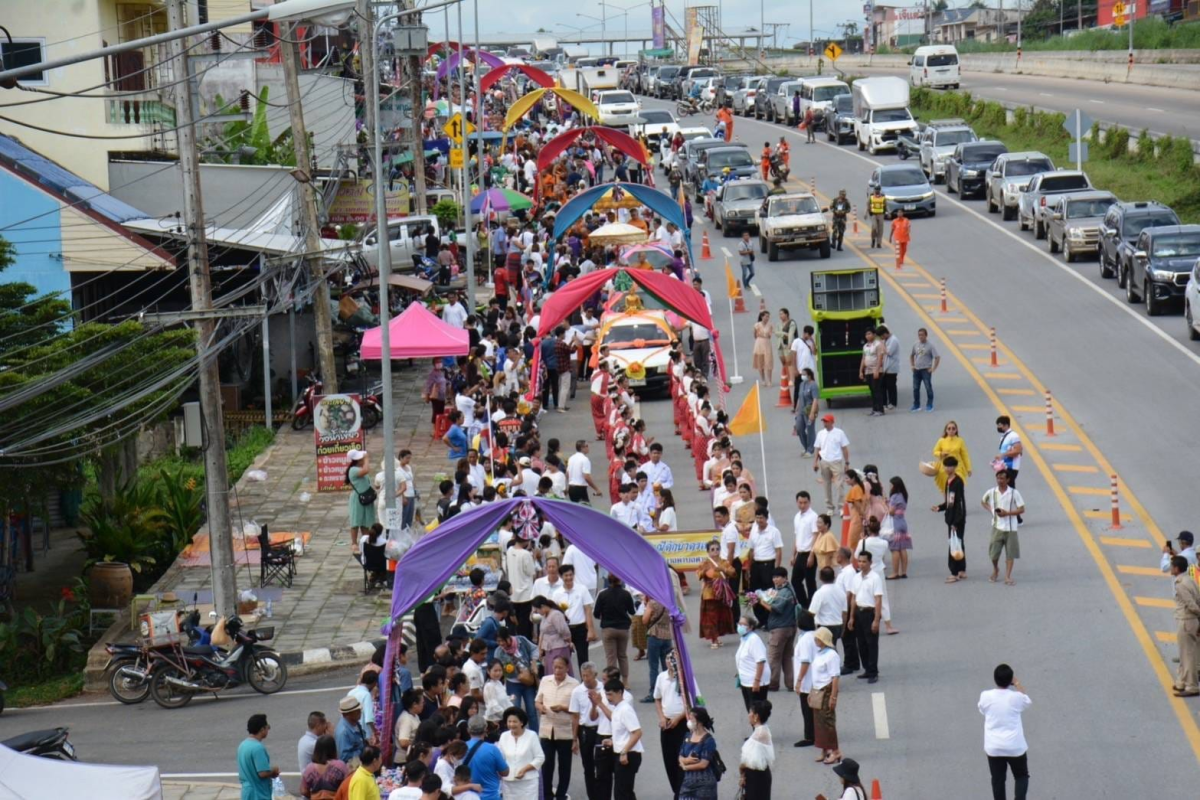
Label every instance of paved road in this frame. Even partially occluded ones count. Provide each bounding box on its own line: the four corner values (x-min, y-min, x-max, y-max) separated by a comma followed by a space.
6, 99, 1200, 797
846, 65, 1200, 143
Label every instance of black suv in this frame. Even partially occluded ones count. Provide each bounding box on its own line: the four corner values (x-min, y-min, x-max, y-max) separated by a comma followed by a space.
945, 141, 1008, 198
1125, 224, 1200, 316
1099, 201, 1180, 282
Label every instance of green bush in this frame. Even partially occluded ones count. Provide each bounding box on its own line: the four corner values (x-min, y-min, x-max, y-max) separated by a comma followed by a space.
1105, 127, 1130, 160
156, 465, 204, 561
0, 595, 86, 682
227, 426, 275, 483
430, 198, 462, 231
1012, 106, 1029, 130
1133, 129, 1155, 163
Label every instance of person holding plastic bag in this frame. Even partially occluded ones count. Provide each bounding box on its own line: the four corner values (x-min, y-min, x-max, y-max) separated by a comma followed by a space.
933, 456, 968, 584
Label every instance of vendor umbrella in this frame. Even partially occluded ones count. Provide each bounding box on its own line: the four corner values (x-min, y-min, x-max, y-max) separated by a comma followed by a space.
469, 187, 532, 214
587, 222, 650, 246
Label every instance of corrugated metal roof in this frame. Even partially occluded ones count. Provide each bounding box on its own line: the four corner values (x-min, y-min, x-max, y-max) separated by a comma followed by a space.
0, 134, 149, 223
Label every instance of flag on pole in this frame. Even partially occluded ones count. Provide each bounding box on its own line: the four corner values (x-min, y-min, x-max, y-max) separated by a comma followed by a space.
676, 180, 687, 213
724, 258, 739, 300
728, 382, 765, 436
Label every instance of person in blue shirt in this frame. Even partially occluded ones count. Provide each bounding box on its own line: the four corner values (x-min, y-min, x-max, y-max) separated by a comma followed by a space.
237, 714, 278, 800
464, 714, 509, 800
443, 410, 469, 460
474, 599, 512, 659
689, 81, 702, 101
334, 695, 367, 764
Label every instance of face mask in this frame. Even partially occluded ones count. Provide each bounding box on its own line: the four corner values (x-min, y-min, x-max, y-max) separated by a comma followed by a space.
686, 719, 696, 731
736, 624, 749, 637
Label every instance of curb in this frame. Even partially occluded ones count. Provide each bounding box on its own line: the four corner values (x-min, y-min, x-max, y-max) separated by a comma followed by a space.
282, 638, 386, 676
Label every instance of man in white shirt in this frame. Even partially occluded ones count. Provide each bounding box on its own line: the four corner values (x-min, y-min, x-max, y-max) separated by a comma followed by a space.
654, 221, 671, 247
978, 663, 1032, 800
1161, 530, 1198, 572
462, 639, 489, 700
747, 509, 784, 627
808, 560, 849, 646
569, 662, 605, 797
667, 223, 684, 251
689, 320, 712, 379
465, 449, 486, 493
792, 614, 818, 747
532, 556, 564, 600
849, 550, 884, 683
790, 490, 819, 606
518, 457, 541, 497
589, 667, 634, 799
790, 325, 818, 399
553, 564, 597, 674
833, 546, 859, 673
442, 292, 469, 329
455, 390, 478, 429
562, 542, 598, 596
604, 679, 644, 798
982, 469, 1026, 586
641, 444, 674, 489
567, 440, 603, 504
714, 507, 744, 596
811, 415, 850, 514
652, 657, 687, 794
690, 275, 713, 312
504, 537, 538, 637
609, 483, 644, 532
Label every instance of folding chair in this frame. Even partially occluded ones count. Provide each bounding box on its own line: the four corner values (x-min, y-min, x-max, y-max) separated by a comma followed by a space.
361, 541, 389, 593
258, 523, 295, 588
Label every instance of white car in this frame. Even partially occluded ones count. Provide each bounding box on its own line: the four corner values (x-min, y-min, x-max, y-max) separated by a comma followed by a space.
633, 108, 680, 148
361, 215, 439, 271
659, 127, 715, 172
595, 90, 641, 127
1186, 258, 1200, 340
596, 307, 677, 394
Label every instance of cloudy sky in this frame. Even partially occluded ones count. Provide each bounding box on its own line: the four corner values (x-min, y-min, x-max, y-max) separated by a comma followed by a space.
468, 0, 930, 44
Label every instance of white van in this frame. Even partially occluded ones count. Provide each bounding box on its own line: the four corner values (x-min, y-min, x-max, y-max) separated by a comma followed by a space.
909, 45, 960, 89
799, 77, 851, 126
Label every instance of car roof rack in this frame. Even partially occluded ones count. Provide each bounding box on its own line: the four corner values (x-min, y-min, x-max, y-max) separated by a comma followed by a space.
927, 118, 968, 128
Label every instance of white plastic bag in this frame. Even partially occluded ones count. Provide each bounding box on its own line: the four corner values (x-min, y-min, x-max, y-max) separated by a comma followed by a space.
949, 532, 964, 562
385, 528, 415, 561
880, 514, 895, 541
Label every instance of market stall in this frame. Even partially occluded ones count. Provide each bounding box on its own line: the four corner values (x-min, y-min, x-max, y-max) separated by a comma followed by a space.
359, 300, 470, 361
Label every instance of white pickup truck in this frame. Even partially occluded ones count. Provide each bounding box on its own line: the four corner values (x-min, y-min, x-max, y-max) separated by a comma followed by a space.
756, 192, 832, 262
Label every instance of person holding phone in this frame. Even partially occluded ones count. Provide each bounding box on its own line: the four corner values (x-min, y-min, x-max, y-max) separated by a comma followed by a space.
978, 664, 1032, 800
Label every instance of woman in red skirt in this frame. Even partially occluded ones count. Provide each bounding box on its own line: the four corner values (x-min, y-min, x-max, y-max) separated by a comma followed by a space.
590, 362, 610, 440
696, 539, 737, 647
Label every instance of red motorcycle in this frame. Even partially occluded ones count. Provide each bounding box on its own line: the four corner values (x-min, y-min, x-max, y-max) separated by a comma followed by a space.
291, 373, 322, 430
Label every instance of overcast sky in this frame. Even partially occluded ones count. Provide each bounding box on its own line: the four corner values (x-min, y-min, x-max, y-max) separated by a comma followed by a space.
465, 0, 930, 43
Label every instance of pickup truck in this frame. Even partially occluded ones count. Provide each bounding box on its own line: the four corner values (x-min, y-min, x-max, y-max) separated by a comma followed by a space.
984, 152, 1054, 221
714, 179, 771, 236
1099, 201, 1180, 282
756, 192, 832, 262
1125, 224, 1200, 315
1017, 170, 1092, 239
898, 121, 977, 184
1045, 191, 1117, 262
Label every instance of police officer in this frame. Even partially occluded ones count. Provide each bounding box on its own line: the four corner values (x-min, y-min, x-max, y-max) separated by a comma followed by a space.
868, 185, 887, 249
768, 177, 787, 196
830, 190, 852, 251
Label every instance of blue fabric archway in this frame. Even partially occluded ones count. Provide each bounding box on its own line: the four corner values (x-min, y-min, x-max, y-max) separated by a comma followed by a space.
553, 182, 694, 264
378, 498, 698, 762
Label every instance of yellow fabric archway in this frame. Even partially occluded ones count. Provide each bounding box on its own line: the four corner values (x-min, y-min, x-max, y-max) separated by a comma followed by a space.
502, 88, 600, 131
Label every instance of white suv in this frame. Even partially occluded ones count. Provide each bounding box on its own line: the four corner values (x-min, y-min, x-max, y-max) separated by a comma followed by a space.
1186, 258, 1200, 341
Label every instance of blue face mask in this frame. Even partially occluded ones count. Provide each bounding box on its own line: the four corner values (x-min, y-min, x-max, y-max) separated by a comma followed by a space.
736, 624, 749, 637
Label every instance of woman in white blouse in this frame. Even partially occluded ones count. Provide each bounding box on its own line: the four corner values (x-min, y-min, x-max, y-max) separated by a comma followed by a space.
497, 707, 544, 800
734, 615, 770, 711
738, 699, 775, 798
483, 660, 512, 725
656, 489, 678, 532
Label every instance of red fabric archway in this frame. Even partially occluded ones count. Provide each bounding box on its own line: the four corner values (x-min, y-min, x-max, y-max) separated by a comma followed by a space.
526, 268, 729, 395
480, 63, 556, 93
534, 127, 653, 205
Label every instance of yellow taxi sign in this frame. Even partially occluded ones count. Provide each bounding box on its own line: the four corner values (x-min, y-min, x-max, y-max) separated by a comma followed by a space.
449, 148, 464, 168
824, 42, 843, 62
442, 113, 476, 143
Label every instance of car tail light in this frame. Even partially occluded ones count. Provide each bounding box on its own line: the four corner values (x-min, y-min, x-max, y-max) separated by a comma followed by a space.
1040, 197, 1046, 207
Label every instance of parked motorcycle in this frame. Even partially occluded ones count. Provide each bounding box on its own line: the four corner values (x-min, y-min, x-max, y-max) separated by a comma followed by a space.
290, 373, 322, 430
769, 151, 791, 182
360, 384, 383, 430
675, 97, 713, 117
149, 616, 287, 709
2, 727, 77, 761
105, 610, 215, 704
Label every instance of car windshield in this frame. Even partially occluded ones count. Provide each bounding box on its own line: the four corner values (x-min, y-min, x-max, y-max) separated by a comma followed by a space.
1123, 213, 1179, 238
640, 110, 674, 124
709, 151, 753, 168
881, 169, 927, 187
1005, 159, 1053, 176
1041, 175, 1090, 191
964, 146, 1006, 162
725, 184, 769, 202
658, 67, 679, 78
683, 130, 713, 140
936, 130, 975, 145
602, 92, 635, 104
927, 53, 958, 67
833, 95, 854, 112
815, 85, 849, 102
723, 76, 743, 88
873, 108, 912, 123
604, 323, 671, 346
1150, 235, 1200, 258
766, 78, 788, 92
770, 197, 821, 216
1067, 198, 1115, 218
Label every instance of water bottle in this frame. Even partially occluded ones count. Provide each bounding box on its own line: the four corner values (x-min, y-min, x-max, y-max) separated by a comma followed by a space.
271, 776, 286, 798
266, 599, 274, 619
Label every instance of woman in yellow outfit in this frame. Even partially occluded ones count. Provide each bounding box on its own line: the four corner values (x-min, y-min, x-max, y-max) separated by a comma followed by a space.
932, 420, 972, 493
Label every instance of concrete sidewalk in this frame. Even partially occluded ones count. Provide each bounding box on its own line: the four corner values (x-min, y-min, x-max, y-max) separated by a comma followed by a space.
162, 782, 248, 800
85, 363, 447, 687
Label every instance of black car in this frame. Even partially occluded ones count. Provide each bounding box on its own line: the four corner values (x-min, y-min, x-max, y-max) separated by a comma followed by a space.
715, 75, 745, 108
754, 77, 790, 120
1125, 224, 1200, 315
654, 66, 681, 98
1099, 201, 1180, 282
825, 94, 856, 145
945, 141, 1009, 198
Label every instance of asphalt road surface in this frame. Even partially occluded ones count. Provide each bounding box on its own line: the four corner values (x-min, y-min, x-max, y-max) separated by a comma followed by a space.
846, 65, 1200, 143
5, 97, 1200, 797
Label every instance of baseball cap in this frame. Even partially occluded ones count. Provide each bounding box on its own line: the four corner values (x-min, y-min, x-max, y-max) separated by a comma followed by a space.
1179, 531, 1194, 545
821, 414, 835, 423
519, 456, 532, 466
347, 449, 366, 461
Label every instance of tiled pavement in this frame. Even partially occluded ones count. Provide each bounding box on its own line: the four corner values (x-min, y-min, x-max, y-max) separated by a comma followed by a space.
143, 363, 450, 657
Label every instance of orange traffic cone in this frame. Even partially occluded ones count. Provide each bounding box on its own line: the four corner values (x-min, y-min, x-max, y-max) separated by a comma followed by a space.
701, 230, 712, 259
776, 375, 791, 408
871, 779, 883, 799
759, 296, 767, 315
840, 500, 852, 547
734, 282, 747, 313
852, 205, 859, 234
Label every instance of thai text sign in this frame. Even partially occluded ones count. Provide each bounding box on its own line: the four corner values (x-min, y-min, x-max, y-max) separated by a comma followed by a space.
314, 393, 364, 492
644, 529, 721, 571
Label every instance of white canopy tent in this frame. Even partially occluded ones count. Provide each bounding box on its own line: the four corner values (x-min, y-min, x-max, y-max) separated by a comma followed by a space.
0, 745, 162, 800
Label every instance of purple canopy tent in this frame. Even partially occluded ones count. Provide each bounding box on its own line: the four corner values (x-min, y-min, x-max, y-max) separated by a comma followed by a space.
378, 498, 699, 763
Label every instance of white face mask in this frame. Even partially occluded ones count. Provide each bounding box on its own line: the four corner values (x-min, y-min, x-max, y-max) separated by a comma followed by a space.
686, 719, 696, 731
736, 624, 749, 637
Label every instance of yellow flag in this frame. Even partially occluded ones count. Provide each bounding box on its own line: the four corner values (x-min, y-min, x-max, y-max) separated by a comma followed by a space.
728, 383, 765, 436
724, 258, 739, 299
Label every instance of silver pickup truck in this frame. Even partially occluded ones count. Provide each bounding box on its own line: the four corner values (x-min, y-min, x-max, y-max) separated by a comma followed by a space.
898, 120, 977, 184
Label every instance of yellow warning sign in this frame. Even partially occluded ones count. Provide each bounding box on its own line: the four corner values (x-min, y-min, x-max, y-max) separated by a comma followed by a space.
449, 148, 464, 169
824, 43, 843, 62
442, 113, 476, 144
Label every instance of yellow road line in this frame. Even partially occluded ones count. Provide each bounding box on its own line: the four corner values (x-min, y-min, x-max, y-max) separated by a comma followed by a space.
1069, 486, 1110, 496
1042, 442, 1084, 452
973, 358, 1009, 366
1136, 596, 1174, 609
947, 329, 981, 336
1053, 464, 1100, 474
1118, 565, 1168, 578
1009, 405, 1045, 412
835, 232, 1200, 765
1101, 536, 1152, 548
983, 373, 1022, 380
959, 343, 991, 351
1086, 510, 1130, 522
1157, 631, 1177, 644
995, 387, 1036, 395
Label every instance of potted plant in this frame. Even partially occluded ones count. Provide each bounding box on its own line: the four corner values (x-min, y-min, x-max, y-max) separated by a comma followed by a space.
77, 480, 167, 606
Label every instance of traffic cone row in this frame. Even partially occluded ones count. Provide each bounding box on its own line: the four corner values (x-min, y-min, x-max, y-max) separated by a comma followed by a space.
701, 230, 712, 259
733, 282, 747, 313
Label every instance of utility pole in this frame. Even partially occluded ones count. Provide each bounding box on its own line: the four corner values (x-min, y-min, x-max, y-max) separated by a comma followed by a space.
165, 0, 237, 617
458, 0, 477, 309
358, 0, 377, 184
281, 21, 339, 394
408, 5, 429, 215
1077, 0, 1082, 34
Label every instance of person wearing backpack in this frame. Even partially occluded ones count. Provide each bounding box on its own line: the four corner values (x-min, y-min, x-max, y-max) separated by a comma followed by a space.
677, 707, 722, 800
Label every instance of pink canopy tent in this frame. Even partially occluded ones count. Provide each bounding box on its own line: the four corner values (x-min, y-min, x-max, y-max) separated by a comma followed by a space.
359, 302, 469, 360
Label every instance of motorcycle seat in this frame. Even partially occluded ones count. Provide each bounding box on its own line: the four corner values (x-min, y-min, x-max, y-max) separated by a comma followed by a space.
182, 645, 221, 656
2, 729, 63, 751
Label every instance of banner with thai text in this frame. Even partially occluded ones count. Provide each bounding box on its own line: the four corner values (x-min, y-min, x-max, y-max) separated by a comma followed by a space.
644, 529, 721, 571
652, 6, 665, 49
314, 394, 365, 492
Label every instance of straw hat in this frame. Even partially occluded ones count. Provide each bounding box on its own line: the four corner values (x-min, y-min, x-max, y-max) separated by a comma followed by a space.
814, 627, 834, 648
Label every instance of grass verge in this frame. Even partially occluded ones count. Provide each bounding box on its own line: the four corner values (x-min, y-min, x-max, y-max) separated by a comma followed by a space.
7, 672, 85, 708
910, 88, 1200, 223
